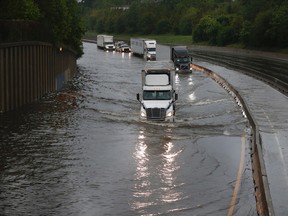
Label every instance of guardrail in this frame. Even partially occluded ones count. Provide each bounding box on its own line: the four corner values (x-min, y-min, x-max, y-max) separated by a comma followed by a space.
0, 41, 77, 112
192, 64, 275, 216
189, 48, 288, 96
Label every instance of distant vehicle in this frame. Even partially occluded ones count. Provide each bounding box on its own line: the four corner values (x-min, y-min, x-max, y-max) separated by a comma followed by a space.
170, 46, 193, 73
136, 60, 178, 122
115, 43, 131, 53
115, 41, 125, 48
130, 38, 156, 61
97, 35, 115, 51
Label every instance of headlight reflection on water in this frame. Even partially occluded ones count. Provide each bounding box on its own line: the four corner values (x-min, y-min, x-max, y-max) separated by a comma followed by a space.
131, 128, 184, 213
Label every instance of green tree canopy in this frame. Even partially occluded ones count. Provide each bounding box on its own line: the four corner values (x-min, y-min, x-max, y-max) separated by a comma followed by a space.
0, 0, 85, 57
0, 0, 40, 20
82, 0, 288, 49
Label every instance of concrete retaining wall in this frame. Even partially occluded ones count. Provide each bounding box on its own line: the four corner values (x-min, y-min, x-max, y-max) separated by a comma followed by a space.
0, 42, 76, 112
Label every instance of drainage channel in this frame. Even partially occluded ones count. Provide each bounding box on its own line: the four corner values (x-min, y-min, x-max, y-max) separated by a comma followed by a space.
192, 64, 275, 216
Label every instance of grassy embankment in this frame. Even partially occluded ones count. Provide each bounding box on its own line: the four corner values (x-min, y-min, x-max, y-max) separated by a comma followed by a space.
84, 31, 193, 45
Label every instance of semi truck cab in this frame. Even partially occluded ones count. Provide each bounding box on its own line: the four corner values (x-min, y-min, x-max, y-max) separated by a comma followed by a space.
144, 40, 156, 61
130, 38, 156, 61
136, 61, 178, 122
171, 46, 193, 73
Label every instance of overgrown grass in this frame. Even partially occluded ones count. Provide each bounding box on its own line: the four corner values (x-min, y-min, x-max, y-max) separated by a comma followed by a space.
84, 31, 193, 45
131, 34, 193, 45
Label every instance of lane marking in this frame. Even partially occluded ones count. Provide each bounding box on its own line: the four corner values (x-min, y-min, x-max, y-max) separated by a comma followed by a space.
227, 134, 246, 216
262, 108, 288, 186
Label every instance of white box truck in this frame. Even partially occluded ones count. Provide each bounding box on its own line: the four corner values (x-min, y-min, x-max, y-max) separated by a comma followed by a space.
136, 60, 178, 122
130, 38, 156, 60
97, 35, 115, 51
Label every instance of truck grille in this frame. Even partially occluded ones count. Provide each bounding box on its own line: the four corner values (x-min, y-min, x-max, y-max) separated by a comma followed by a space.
146, 108, 166, 120
180, 65, 189, 70
122, 48, 130, 52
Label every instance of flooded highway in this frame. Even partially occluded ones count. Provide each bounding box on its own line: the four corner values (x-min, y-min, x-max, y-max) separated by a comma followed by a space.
0, 43, 257, 215
196, 59, 288, 216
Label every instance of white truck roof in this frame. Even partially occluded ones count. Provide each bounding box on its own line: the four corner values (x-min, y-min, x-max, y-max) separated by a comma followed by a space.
142, 60, 175, 72
145, 74, 169, 86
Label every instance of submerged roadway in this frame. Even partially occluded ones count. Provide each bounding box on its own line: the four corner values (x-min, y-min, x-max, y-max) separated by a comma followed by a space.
0, 42, 287, 215
190, 47, 288, 216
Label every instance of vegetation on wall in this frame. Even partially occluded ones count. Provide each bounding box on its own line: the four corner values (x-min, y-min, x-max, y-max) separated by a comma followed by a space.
80, 0, 288, 49
0, 0, 85, 57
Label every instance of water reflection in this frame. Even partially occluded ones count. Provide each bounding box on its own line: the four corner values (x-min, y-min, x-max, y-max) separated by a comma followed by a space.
121, 52, 132, 59
0, 87, 82, 216
188, 76, 194, 86
131, 126, 183, 214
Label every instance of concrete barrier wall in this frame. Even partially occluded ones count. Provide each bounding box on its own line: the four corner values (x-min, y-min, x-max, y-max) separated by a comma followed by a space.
0, 42, 76, 112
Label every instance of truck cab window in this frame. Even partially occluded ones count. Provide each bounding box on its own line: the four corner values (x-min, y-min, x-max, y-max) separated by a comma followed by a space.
143, 90, 171, 100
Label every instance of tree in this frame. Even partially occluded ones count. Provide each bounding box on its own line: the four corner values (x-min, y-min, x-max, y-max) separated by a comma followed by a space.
125, 2, 140, 33
65, 0, 85, 57
193, 15, 221, 44
155, 19, 170, 34
139, 12, 156, 34
252, 10, 273, 47
35, 0, 85, 56
0, 0, 40, 20
80, 0, 288, 49
177, 7, 199, 35
269, 2, 288, 46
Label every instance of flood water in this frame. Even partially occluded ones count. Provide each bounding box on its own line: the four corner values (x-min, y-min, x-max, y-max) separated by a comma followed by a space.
0, 43, 256, 215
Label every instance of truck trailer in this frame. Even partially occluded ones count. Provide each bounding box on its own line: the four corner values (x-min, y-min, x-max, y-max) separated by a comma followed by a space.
97, 35, 115, 51
170, 46, 193, 73
136, 60, 178, 122
130, 38, 156, 61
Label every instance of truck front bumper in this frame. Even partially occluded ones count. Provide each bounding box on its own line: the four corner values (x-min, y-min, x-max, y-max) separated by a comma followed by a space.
140, 108, 174, 122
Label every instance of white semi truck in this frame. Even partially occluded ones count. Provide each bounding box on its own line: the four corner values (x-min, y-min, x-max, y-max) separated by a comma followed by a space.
130, 38, 156, 60
97, 35, 115, 51
136, 60, 178, 122
171, 46, 193, 73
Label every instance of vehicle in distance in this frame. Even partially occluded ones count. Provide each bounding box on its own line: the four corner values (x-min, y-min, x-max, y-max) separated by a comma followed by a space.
136, 60, 178, 122
171, 46, 193, 73
97, 35, 115, 51
115, 41, 131, 53
130, 38, 156, 61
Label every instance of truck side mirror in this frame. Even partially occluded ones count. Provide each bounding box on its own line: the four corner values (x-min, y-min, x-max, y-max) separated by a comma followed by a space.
175, 93, 178, 101
136, 93, 140, 101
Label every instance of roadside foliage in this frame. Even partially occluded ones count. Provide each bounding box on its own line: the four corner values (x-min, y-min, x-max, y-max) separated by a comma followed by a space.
0, 0, 85, 57
80, 0, 288, 49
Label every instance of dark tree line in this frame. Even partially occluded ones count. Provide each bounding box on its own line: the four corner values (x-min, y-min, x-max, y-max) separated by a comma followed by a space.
81, 0, 288, 48
0, 0, 85, 57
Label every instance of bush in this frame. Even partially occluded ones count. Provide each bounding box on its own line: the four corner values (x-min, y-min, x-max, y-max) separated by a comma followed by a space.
193, 16, 220, 44
155, 19, 170, 34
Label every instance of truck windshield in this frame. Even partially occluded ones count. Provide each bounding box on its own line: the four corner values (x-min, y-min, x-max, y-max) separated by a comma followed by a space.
147, 48, 156, 52
143, 90, 171, 100
176, 58, 190, 63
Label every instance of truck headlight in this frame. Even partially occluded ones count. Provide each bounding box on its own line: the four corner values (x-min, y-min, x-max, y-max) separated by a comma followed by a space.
141, 111, 146, 117
166, 111, 173, 117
